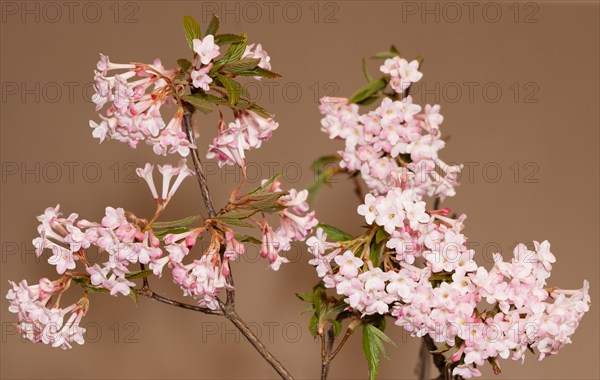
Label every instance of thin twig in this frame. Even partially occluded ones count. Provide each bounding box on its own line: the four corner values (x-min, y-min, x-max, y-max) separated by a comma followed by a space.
181, 108, 293, 379
220, 301, 294, 380
320, 334, 327, 380
182, 110, 217, 218
137, 288, 222, 315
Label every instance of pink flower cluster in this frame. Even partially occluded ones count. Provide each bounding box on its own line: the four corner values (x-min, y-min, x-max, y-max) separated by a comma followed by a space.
164, 229, 233, 310
158, 178, 317, 309
6, 279, 88, 349
206, 110, 279, 169
90, 54, 194, 156
309, 54, 590, 378
318, 62, 461, 199
380, 57, 423, 94
260, 180, 319, 270
190, 35, 219, 90
32, 204, 164, 297
242, 43, 272, 80
308, 213, 590, 377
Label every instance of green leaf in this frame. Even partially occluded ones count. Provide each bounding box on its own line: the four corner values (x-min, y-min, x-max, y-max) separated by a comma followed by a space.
222, 58, 261, 74
331, 319, 343, 337
217, 74, 240, 105
177, 58, 192, 72
154, 227, 189, 239
233, 67, 282, 79
307, 166, 338, 205
362, 323, 395, 380
362, 58, 373, 82
215, 218, 254, 228
150, 214, 203, 229
192, 92, 229, 106
182, 16, 201, 50
217, 209, 257, 220
317, 223, 353, 242
234, 233, 262, 245
214, 33, 245, 45
356, 94, 381, 106
182, 94, 215, 114
369, 240, 383, 266
310, 155, 339, 173
349, 78, 387, 104
375, 228, 388, 244
248, 103, 272, 118
390, 45, 400, 54
241, 191, 287, 212
309, 314, 319, 336
214, 32, 247, 69
248, 173, 282, 194
125, 269, 154, 280
296, 292, 313, 303
82, 285, 110, 293
129, 289, 139, 306
371, 51, 398, 59
205, 15, 220, 36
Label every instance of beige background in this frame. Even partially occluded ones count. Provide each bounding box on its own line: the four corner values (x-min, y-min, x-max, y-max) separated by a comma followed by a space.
1, 1, 598, 379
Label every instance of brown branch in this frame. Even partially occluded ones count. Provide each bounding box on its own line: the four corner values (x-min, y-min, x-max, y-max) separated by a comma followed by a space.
180, 107, 293, 379
137, 288, 222, 315
220, 302, 294, 380
182, 109, 217, 218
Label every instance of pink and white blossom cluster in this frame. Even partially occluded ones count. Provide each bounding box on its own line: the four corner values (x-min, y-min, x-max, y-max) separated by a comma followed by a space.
90, 54, 194, 156
6, 279, 88, 349
318, 62, 461, 198
32, 204, 164, 296
309, 54, 590, 378
207, 110, 279, 168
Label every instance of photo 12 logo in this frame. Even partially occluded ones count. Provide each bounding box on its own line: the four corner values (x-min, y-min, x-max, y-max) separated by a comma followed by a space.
1, 2, 140, 23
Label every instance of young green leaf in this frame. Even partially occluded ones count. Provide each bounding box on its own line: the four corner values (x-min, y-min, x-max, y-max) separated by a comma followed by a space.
182, 16, 202, 50
296, 292, 314, 303
222, 58, 261, 74
129, 289, 139, 306
153, 227, 189, 239
362, 58, 373, 82
349, 78, 387, 104
214, 217, 254, 228
371, 51, 398, 59
362, 323, 395, 380
248, 103, 272, 118
205, 15, 220, 36
309, 314, 319, 336
331, 319, 343, 337
375, 228, 388, 244
125, 269, 154, 280
307, 166, 338, 205
234, 233, 262, 245
182, 94, 215, 114
177, 58, 192, 72
310, 154, 339, 173
317, 223, 353, 242
217, 32, 248, 67
216, 74, 240, 105
214, 33, 246, 45
150, 214, 203, 229
217, 209, 257, 220
232, 67, 282, 79
248, 173, 282, 194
